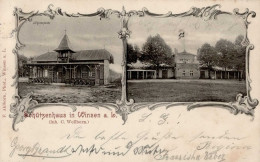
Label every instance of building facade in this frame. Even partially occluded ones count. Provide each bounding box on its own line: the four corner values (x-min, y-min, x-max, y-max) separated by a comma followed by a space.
127, 50, 200, 79
200, 67, 245, 80
174, 50, 200, 79
127, 69, 156, 79
127, 48, 244, 80
26, 33, 113, 85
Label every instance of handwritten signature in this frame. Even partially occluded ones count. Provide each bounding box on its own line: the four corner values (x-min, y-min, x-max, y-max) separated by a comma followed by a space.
61, 126, 85, 139
10, 129, 251, 161
10, 135, 169, 159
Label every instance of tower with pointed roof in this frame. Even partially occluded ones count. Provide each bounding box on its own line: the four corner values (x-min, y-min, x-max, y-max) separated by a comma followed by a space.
26, 31, 114, 85
54, 32, 75, 63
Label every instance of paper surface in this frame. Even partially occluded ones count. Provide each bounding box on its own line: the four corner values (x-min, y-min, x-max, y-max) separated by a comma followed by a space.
0, 0, 260, 162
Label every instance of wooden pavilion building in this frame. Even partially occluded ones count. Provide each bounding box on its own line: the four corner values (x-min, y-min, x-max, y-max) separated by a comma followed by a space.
26, 33, 114, 85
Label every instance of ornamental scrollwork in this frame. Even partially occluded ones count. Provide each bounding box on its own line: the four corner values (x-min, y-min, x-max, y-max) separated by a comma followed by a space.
9, 92, 79, 131
10, 5, 119, 130
233, 8, 256, 46
10, 4, 258, 129
10, 93, 38, 131
187, 44, 258, 120
140, 4, 231, 20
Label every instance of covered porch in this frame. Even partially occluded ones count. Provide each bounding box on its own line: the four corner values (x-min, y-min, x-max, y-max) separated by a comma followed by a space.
127, 69, 156, 80
26, 62, 105, 85
200, 68, 245, 80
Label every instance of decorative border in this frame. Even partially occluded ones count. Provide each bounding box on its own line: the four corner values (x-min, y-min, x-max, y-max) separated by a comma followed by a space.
10, 4, 258, 130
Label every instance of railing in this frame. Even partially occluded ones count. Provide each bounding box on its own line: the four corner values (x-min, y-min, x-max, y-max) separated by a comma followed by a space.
29, 78, 52, 84
65, 78, 95, 86
28, 77, 96, 86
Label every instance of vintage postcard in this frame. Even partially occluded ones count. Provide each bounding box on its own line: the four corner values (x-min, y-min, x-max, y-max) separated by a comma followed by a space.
0, 0, 260, 161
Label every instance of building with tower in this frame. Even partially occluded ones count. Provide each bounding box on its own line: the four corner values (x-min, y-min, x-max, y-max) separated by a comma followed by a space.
174, 49, 200, 79
127, 48, 200, 80
26, 32, 114, 85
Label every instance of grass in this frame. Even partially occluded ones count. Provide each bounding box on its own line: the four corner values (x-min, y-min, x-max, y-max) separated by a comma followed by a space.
127, 80, 246, 102
18, 82, 121, 103
18, 80, 247, 103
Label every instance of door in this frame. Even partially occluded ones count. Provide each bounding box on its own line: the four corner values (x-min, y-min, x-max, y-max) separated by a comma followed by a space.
95, 66, 100, 85
200, 71, 205, 79
162, 70, 168, 79
57, 71, 62, 83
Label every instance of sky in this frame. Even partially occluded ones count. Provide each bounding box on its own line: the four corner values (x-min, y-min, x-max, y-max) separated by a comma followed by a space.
19, 15, 123, 73
19, 14, 245, 73
128, 14, 245, 54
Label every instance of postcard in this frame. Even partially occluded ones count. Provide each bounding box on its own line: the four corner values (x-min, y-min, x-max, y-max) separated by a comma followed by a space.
0, 0, 260, 161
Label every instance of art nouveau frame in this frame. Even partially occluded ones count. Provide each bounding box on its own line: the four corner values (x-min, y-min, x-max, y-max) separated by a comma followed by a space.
10, 4, 258, 131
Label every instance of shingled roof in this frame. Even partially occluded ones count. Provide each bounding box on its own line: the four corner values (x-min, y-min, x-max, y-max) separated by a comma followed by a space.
33, 49, 114, 63
54, 34, 75, 53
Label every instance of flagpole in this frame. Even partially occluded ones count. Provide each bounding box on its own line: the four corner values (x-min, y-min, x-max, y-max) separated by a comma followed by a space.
178, 30, 185, 52
183, 35, 186, 52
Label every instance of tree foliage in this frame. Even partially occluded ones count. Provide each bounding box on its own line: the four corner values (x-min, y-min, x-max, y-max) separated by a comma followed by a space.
197, 43, 218, 78
198, 43, 218, 67
215, 39, 235, 70
198, 35, 246, 79
233, 35, 246, 71
140, 34, 173, 68
127, 43, 141, 64
18, 54, 29, 77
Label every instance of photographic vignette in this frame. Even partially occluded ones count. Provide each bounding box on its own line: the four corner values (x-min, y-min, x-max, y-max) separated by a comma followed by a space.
10, 4, 258, 131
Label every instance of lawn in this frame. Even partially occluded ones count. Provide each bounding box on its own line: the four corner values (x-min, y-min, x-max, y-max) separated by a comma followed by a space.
18, 82, 121, 103
18, 80, 246, 103
127, 79, 247, 102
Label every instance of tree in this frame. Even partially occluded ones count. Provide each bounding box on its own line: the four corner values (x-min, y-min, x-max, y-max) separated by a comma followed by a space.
18, 54, 29, 77
197, 43, 218, 79
233, 35, 246, 80
127, 43, 141, 64
215, 39, 235, 79
140, 34, 173, 77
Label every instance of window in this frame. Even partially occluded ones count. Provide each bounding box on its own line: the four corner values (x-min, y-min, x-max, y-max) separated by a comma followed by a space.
190, 70, 193, 76
180, 59, 190, 63
182, 70, 185, 76
89, 71, 93, 77
44, 69, 48, 77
